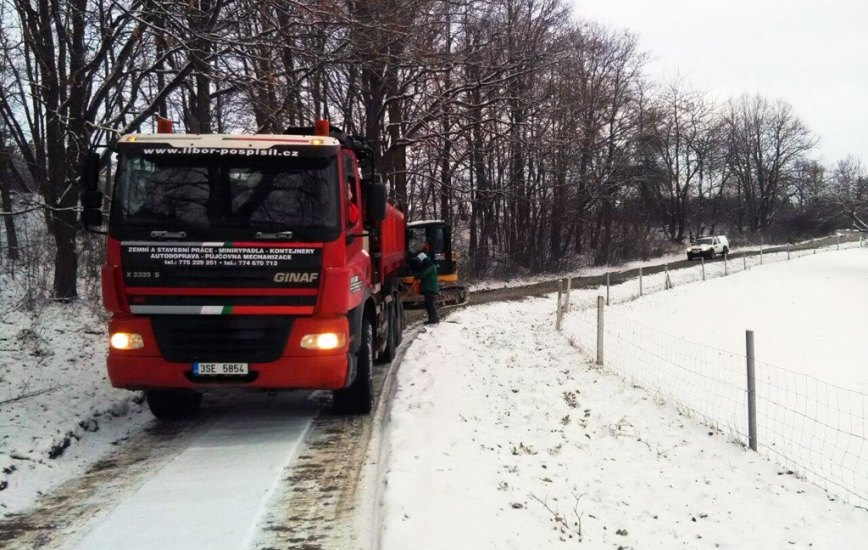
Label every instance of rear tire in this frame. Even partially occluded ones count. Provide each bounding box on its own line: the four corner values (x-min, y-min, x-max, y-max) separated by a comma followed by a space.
377, 302, 397, 364
333, 317, 373, 414
146, 389, 202, 420
395, 296, 405, 345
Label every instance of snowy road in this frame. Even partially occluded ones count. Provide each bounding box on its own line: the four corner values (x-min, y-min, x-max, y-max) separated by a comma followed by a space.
73, 396, 313, 550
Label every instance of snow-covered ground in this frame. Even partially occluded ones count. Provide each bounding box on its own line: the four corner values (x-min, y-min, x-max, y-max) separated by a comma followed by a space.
0, 280, 149, 514
2, 211, 864, 549
379, 247, 868, 548
0, 199, 149, 514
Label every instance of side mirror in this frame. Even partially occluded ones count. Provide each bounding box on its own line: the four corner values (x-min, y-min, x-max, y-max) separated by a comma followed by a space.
367, 181, 386, 222
79, 152, 104, 231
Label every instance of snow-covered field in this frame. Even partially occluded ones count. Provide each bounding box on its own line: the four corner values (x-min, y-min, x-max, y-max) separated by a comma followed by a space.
379, 247, 868, 548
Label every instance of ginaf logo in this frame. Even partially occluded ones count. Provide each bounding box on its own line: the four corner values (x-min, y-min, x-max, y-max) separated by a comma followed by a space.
274, 272, 319, 284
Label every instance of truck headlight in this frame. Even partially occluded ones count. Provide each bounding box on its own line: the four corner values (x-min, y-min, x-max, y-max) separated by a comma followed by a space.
300, 333, 346, 350
110, 332, 144, 350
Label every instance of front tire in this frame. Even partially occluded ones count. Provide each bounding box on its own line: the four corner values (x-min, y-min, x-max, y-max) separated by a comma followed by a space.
146, 389, 202, 420
333, 317, 373, 414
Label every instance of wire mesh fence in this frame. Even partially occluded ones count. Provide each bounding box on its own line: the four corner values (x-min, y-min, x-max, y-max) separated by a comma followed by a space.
558, 241, 868, 508
563, 306, 868, 508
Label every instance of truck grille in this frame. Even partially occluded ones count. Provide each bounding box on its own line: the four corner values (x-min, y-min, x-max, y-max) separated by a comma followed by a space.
151, 316, 292, 363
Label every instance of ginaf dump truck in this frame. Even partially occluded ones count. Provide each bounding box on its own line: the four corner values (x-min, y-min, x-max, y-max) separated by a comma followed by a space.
79, 120, 406, 418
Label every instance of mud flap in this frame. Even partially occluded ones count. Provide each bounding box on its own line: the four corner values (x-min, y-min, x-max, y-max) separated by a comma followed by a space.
344, 352, 357, 388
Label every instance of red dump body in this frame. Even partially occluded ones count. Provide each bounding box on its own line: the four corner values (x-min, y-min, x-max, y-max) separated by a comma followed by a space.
102, 131, 405, 394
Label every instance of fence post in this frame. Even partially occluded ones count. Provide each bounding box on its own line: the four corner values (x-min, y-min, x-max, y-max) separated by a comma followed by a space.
743, 254, 746, 270
724, 254, 728, 276
787, 244, 791, 260
596, 296, 604, 366
638, 267, 643, 297
664, 264, 672, 289
837, 234, 841, 250
760, 243, 763, 265
564, 277, 572, 311
556, 279, 564, 331
746, 330, 758, 452
606, 272, 610, 306
701, 256, 706, 281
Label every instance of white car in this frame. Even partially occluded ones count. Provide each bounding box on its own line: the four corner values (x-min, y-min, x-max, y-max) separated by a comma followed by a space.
686, 235, 729, 260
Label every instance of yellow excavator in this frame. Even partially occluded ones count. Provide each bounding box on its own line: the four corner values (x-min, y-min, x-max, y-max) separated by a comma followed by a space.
400, 220, 468, 309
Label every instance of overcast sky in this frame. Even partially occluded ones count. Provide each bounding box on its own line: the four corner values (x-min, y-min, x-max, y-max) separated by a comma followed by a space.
571, 0, 867, 166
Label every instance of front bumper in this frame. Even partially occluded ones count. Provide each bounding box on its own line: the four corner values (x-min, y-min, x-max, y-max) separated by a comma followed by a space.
106, 315, 350, 391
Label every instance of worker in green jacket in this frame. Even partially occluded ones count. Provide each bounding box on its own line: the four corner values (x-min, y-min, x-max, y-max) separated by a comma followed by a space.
411, 251, 440, 324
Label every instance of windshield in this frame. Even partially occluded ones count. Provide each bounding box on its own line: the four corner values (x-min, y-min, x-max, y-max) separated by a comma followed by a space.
111, 153, 339, 240
407, 226, 445, 255
695, 237, 714, 245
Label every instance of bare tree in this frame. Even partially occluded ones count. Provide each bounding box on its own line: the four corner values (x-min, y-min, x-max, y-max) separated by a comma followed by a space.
723, 94, 815, 232
647, 79, 718, 242
829, 156, 868, 231
0, 0, 198, 299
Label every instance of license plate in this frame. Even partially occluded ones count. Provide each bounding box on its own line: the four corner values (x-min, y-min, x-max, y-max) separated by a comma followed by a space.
193, 362, 249, 376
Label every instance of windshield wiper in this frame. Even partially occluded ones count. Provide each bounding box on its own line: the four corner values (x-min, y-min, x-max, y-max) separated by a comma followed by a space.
255, 230, 294, 240
150, 230, 188, 240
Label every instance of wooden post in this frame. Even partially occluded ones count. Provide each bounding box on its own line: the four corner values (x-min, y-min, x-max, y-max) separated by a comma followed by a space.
701, 256, 706, 281
787, 244, 791, 260
837, 234, 841, 250
638, 267, 643, 297
724, 255, 728, 276
743, 255, 747, 270
556, 279, 564, 331
664, 264, 672, 289
596, 296, 604, 366
564, 277, 572, 312
746, 330, 757, 452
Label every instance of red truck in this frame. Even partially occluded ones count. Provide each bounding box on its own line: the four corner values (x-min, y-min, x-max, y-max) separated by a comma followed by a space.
79, 120, 406, 417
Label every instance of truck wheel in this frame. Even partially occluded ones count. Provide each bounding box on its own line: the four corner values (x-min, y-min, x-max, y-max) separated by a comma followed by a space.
146, 389, 202, 420
333, 317, 373, 414
395, 297, 405, 345
377, 302, 397, 364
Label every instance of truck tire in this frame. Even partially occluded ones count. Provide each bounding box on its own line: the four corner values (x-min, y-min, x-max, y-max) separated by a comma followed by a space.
377, 302, 397, 364
146, 389, 202, 420
333, 317, 373, 414
395, 297, 404, 345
